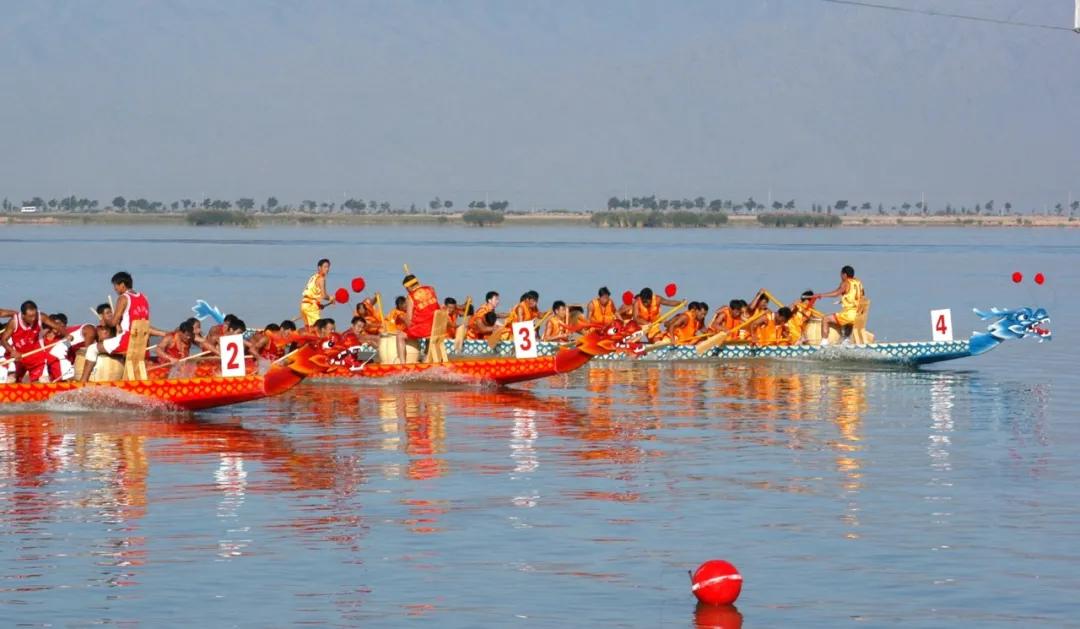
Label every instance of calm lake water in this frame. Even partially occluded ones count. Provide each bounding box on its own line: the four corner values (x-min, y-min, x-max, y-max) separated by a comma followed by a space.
0, 224, 1076, 627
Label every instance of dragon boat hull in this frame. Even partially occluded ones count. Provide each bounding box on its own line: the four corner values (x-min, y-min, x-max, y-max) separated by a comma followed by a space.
0, 345, 324, 411
312, 349, 594, 386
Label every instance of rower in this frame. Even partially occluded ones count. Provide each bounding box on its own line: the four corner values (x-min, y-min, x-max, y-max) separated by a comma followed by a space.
708, 299, 745, 334
503, 290, 540, 338
783, 291, 816, 345
354, 298, 383, 336
666, 302, 705, 344
397, 273, 440, 363
250, 323, 286, 361
750, 306, 792, 346
299, 258, 332, 329
2, 301, 67, 382
813, 265, 865, 343
81, 272, 151, 383
778, 306, 805, 346
386, 296, 407, 333
633, 287, 681, 341
313, 318, 338, 350
587, 287, 617, 326
568, 305, 586, 331
205, 313, 241, 353
279, 320, 298, 353
44, 312, 95, 382
543, 301, 572, 342
443, 297, 462, 338
155, 319, 197, 364
467, 291, 500, 338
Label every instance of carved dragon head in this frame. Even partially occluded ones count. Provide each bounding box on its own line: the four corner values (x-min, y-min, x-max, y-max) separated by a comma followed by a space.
974, 307, 1051, 342
573, 320, 644, 357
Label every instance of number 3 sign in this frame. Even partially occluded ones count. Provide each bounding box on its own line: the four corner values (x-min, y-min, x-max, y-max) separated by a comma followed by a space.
219, 334, 247, 377
930, 309, 953, 342
511, 321, 538, 359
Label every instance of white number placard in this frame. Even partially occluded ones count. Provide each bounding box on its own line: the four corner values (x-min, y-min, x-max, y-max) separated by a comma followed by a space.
930, 309, 953, 342
219, 334, 246, 377
512, 321, 538, 359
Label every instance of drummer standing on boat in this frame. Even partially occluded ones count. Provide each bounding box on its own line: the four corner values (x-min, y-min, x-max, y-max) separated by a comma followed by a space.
397, 271, 439, 362
299, 258, 332, 328
813, 265, 865, 342
81, 271, 150, 382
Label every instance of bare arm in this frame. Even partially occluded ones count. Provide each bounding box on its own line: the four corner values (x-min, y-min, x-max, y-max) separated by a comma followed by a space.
814, 279, 847, 300
659, 297, 682, 307
39, 313, 66, 334
405, 296, 415, 327
105, 294, 128, 328
0, 320, 16, 358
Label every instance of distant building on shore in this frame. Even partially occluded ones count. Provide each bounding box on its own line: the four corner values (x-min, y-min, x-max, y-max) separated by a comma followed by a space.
20, 205, 39, 213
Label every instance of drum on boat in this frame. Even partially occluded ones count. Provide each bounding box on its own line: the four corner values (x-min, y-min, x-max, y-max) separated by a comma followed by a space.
805, 317, 823, 346
377, 333, 420, 364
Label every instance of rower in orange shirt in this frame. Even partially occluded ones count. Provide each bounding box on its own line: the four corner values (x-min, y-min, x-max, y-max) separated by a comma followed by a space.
354, 298, 383, 336
385, 296, 407, 333
707, 299, 746, 334
750, 306, 795, 346
542, 301, 572, 342
587, 287, 617, 326
632, 287, 681, 341
502, 291, 540, 340
467, 291, 501, 340
665, 302, 706, 344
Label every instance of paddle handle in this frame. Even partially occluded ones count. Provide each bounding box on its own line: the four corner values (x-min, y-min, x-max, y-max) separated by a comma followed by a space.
0, 339, 65, 366
147, 350, 213, 372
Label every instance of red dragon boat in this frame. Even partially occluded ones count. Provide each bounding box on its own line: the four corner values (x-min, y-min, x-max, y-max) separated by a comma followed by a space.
0, 344, 329, 411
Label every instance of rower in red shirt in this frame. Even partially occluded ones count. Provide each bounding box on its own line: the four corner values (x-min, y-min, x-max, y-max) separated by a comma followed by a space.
1, 300, 67, 382
81, 271, 151, 383
44, 313, 98, 381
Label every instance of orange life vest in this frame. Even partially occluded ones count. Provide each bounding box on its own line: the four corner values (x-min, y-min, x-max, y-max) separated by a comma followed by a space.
588, 298, 616, 325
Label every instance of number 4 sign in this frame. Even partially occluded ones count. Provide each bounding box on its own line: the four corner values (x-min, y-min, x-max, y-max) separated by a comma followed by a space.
930, 309, 953, 342
219, 334, 247, 377
511, 321, 538, 359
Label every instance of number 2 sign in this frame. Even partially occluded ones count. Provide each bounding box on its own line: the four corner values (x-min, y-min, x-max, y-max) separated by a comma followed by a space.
511, 321, 538, 359
930, 309, 953, 342
219, 334, 246, 377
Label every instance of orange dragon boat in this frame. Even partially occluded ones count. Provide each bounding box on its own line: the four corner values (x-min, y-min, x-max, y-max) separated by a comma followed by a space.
0, 344, 329, 411
310, 321, 642, 386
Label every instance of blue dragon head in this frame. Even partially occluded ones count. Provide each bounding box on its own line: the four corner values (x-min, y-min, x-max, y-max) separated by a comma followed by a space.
969, 307, 1051, 355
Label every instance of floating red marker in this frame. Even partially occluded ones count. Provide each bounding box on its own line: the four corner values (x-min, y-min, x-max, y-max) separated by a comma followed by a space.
1011, 272, 1023, 284
665, 283, 678, 298
334, 288, 350, 304
622, 290, 634, 306
351, 277, 366, 293
1034, 272, 1045, 285
694, 602, 743, 629
691, 560, 743, 606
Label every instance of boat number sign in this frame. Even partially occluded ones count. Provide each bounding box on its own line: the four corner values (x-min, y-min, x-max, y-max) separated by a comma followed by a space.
219, 334, 247, 377
930, 309, 953, 342
512, 321, 538, 359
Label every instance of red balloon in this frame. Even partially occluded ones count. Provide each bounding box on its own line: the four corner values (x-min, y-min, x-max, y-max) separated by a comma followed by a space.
1011, 272, 1023, 284
691, 560, 743, 606
351, 277, 366, 293
334, 288, 349, 304
1034, 272, 1045, 285
665, 283, 678, 298
622, 290, 634, 306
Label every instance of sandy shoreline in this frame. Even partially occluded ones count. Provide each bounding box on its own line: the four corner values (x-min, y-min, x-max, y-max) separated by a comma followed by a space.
1, 212, 1076, 228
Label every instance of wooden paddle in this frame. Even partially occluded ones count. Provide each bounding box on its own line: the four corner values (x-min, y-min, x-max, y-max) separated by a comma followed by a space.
147, 350, 213, 373
643, 300, 688, 339
694, 310, 767, 355
761, 288, 825, 318
0, 339, 65, 366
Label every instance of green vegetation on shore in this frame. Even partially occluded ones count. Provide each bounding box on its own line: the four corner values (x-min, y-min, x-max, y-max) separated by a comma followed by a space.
186, 209, 254, 226
756, 213, 841, 228
462, 209, 505, 226
591, 210, 728, 228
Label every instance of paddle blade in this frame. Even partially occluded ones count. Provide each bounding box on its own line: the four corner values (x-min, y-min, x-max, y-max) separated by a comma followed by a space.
351, 277, 366, 293
334, 288, 349, 304
665, 283, 678, 298
191, 299, 226, 325
622, 290, 634, 306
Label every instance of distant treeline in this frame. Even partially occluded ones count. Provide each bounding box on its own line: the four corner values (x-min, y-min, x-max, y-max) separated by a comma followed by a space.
756, 213, 841, 228
186, 209, 254, 226
462, 209, 505, 226
591, 210, 729, 228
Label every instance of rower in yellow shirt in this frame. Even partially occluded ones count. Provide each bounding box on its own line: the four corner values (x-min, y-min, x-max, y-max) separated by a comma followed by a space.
542, 301, 572, 342
813, 265, 865, 342
299, 258, 331, 328
385, 296, 407, 333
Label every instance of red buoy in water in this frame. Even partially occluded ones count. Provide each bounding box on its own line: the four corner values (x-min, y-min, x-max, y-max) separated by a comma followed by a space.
622, 290, 635, 306
1011, 272, 1023, 283
691, 560, 742, 606
665, 282, 678, 297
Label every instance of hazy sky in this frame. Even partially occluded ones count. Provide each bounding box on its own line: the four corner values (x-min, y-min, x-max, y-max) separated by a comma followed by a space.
2, 0, 1077, 209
